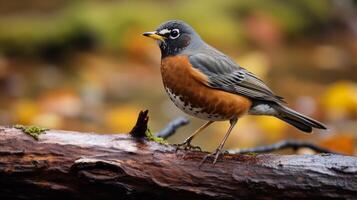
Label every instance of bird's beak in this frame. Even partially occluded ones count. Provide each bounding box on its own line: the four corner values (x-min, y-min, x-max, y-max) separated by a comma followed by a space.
142, 31, 166, 42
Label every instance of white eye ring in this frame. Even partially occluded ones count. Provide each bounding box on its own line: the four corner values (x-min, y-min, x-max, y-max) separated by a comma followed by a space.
169, 29, 180, 39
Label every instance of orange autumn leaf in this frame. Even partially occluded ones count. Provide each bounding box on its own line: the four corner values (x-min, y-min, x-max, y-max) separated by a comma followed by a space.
318, 134, 354, 155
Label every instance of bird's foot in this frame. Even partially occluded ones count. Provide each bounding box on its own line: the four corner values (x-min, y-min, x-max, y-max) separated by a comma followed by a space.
199, 148, 225, 167
174, 140, 202, 152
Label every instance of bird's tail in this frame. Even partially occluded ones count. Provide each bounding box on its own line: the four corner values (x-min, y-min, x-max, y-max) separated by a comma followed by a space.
273, 105, 327, 133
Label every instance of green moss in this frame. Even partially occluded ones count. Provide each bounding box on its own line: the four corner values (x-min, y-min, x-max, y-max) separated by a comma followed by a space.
145, 128, 167, 145
244, 152, 258, 156
14, 125, 48, 140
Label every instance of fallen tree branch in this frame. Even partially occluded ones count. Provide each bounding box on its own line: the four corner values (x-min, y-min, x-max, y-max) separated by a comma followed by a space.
0, 127, 357, 199
155, 116, 189, 139
228, 140, 340, 155
0, 111, 357, 200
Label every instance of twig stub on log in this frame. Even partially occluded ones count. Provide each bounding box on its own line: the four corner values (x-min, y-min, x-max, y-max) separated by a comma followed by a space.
130, 110, 149, 138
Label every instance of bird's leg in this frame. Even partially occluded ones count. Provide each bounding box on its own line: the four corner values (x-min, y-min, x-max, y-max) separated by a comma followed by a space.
200, 118, 238, 166
175, 121, 214, 151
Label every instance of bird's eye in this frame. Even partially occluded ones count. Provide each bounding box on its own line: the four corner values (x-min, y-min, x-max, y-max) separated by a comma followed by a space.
170, 29, 180, 39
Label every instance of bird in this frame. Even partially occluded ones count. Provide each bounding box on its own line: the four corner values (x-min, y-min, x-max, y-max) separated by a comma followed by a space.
143, 20, 327, 165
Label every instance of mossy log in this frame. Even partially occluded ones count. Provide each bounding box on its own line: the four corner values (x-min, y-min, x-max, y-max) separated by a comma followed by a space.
0, 125, 357, 200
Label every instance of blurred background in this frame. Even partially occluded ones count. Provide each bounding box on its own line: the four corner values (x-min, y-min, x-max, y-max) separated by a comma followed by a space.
0, 0, 356, 154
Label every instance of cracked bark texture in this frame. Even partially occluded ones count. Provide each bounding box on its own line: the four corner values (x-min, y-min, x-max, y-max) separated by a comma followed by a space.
0, 126, 357, 200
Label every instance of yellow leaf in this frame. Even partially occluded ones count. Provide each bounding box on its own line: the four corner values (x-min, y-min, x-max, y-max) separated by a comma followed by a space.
255, 116, 287, 141
105, 105, 140, 132
322, 81, 357, 120
13, 100, 39, 124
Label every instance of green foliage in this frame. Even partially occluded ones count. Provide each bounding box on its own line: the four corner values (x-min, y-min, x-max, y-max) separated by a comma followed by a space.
14, 124, 48, 140
244, 152, 258, 156
0, 0, 333, 56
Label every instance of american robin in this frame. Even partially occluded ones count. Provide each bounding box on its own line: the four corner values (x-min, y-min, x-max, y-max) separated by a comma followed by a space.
143, 20, 326, 165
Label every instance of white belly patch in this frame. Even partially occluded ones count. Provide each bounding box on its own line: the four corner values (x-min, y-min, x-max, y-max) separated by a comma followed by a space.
165, 88, 227, 121
248, 104, 277, 116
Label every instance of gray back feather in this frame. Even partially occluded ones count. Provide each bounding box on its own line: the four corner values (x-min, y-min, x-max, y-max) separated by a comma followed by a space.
186, 46, 285, 104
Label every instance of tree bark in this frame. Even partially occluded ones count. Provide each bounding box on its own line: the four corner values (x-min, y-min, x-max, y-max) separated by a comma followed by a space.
0, 126, 356, 200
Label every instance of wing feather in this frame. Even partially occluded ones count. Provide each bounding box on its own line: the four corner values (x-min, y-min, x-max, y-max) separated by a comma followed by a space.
188, 53, 285, 104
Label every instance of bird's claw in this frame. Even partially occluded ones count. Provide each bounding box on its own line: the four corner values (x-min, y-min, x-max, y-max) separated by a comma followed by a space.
174, 141, 202, 152
199, 148, 226, 167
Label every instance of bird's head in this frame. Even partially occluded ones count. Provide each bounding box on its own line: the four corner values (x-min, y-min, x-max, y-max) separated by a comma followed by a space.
143, 20, 203, 58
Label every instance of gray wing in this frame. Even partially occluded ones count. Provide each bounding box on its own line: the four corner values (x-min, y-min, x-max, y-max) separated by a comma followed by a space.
189, 52, 285, 104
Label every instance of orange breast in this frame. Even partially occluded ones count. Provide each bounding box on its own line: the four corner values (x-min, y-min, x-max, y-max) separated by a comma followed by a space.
161, 55, 252, 121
